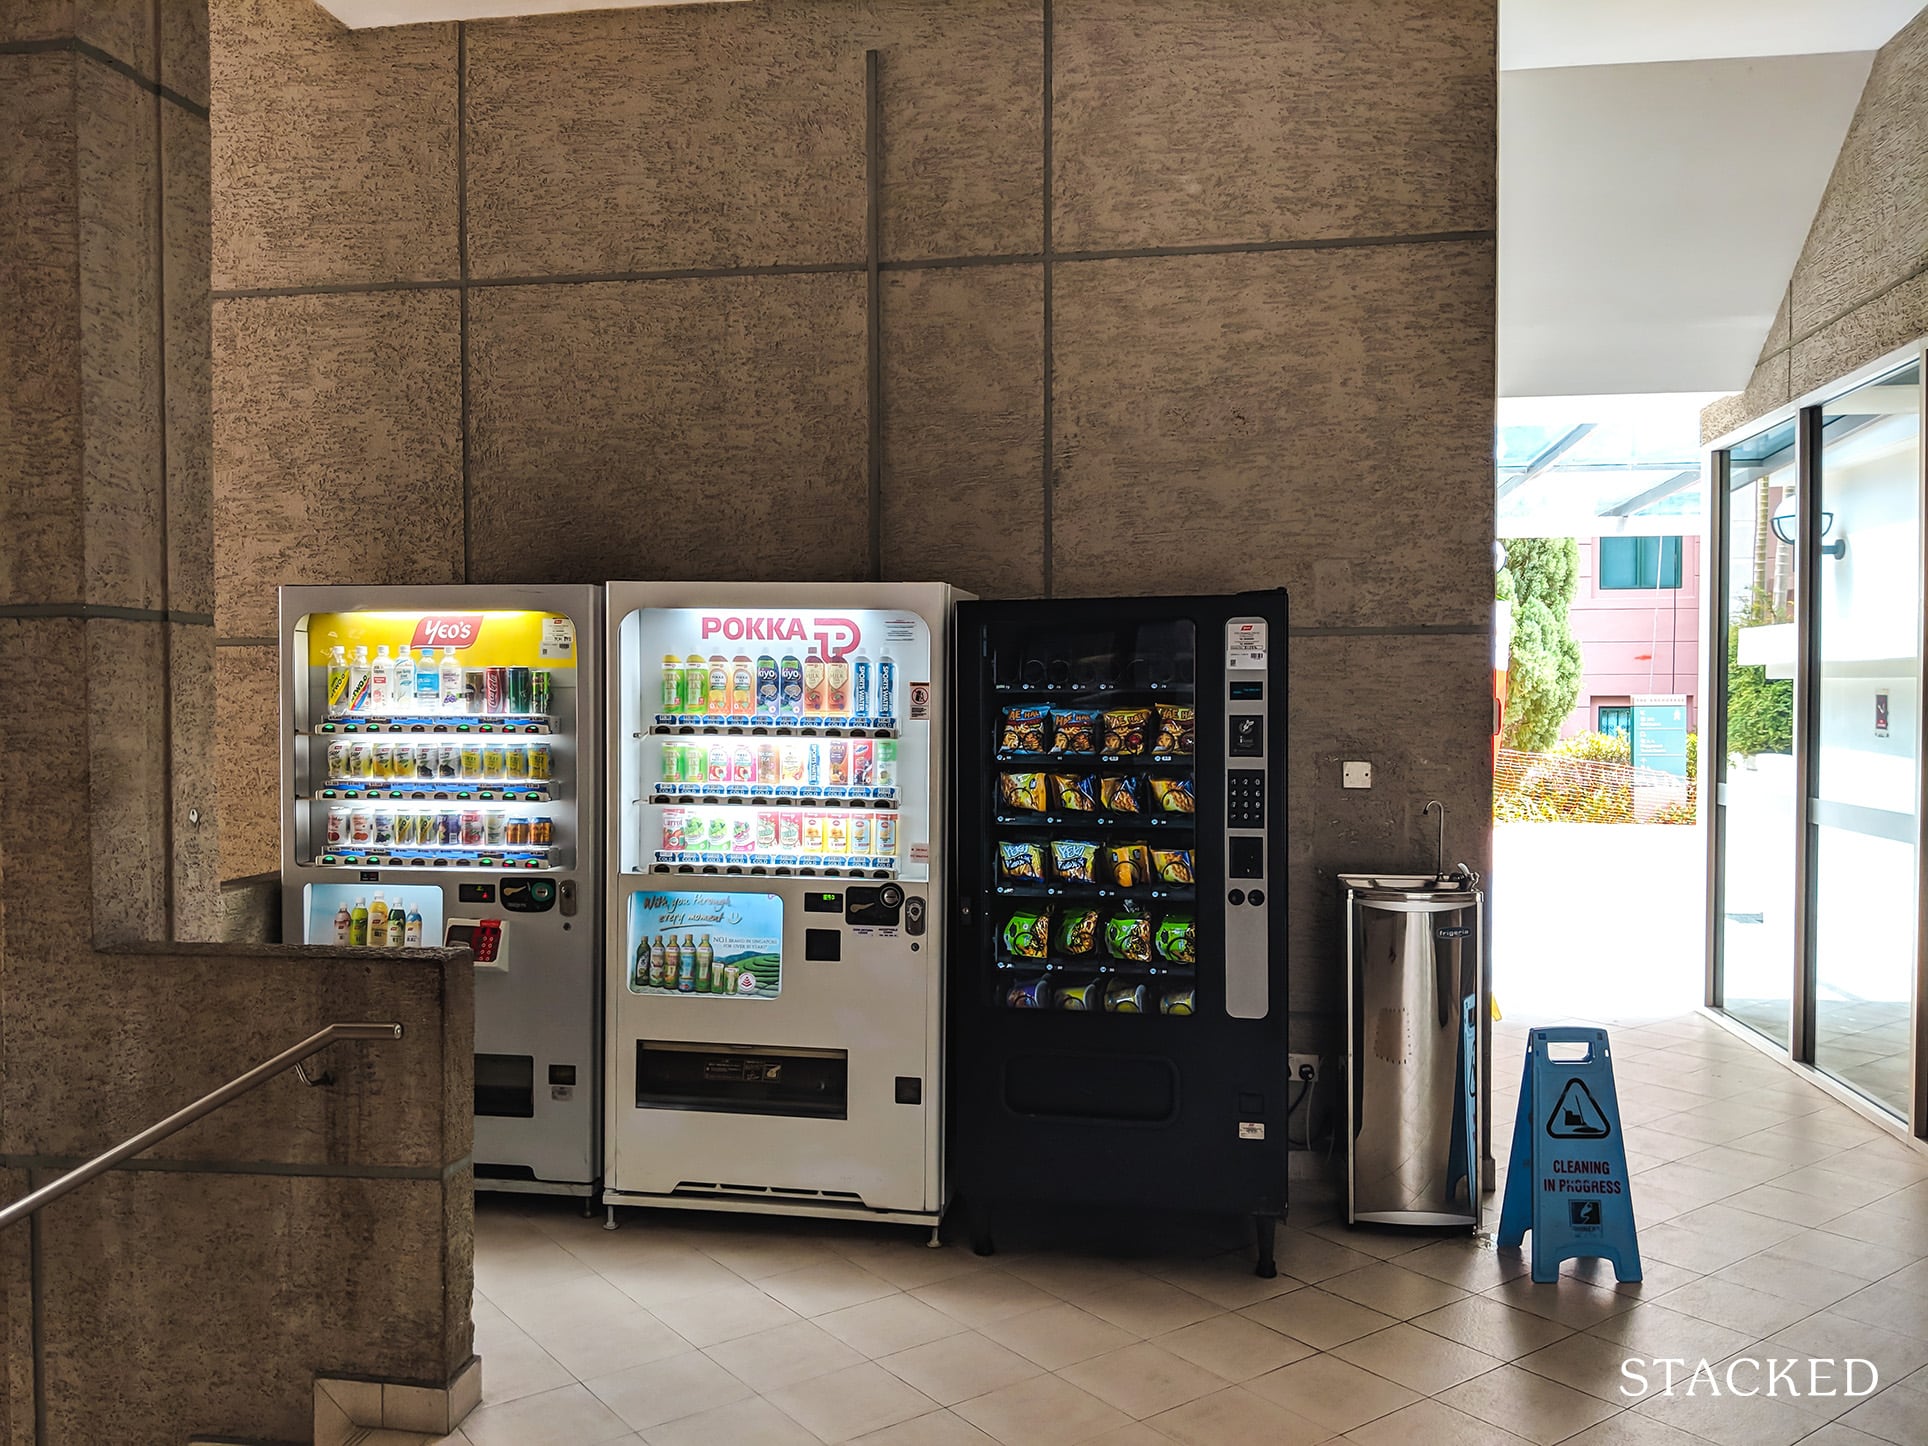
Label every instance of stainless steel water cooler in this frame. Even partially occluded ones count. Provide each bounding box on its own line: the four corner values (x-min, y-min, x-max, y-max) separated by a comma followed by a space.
1343, 872, 1483, 1228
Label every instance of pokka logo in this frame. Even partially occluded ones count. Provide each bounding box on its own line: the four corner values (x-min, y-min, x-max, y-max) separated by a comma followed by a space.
699, 614, 862, 659
410, 614, 483, 649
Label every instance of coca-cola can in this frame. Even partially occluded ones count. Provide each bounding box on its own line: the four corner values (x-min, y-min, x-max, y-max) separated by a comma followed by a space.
483, 667, 508, 714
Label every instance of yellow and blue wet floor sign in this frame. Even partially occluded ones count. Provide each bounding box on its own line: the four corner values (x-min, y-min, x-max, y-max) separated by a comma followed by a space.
1496, 1027, 1642, 1284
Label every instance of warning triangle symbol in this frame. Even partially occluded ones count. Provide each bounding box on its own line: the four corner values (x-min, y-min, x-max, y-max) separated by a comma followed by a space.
1546, 1077, 1612, 1140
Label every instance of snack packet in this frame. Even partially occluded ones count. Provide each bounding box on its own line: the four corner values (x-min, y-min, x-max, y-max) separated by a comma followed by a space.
1102, 707, 1151, 757
999, 840, 1046, 882
1000, 772, 1048, 812
1049, 709, 1098, 755
1105, 913, 1152, 962
1154, 704, 1196, 756
1056, 908, 1102, 956
1050, 773, 1100, 812
1103, 981, 1148, 1013
1155, 915, 1196, 964
1002, 911, 1051, 958
1007, 978, 1049, 1008
1051, 839, 1101, 885
1150, 776, 1196, 814
1151, 847, 1195, 885
1159, 988, 1195, 1015
999, 705, 1050, 753
1055, 979, 1103, 1010
1099, 774, 1145, 814
1108, 841, 1152, 889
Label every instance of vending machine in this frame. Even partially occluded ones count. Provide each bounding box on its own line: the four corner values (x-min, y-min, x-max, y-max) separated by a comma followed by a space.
602, 582, 962, 1230
280, 584, 602, 1199
950, 592, 1291, 1273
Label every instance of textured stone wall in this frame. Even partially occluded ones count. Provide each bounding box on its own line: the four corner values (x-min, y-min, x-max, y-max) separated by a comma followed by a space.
213, 1, 1497, 1044
1704, 6, 1928, 442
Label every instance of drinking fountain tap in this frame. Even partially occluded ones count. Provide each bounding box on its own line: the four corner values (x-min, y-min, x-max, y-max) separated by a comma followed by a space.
1425, 800, 1446, 880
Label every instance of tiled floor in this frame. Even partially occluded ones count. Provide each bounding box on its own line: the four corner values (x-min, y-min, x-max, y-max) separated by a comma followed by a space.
435, 1012, 1928, 1445
1724, 996, 1913, 1117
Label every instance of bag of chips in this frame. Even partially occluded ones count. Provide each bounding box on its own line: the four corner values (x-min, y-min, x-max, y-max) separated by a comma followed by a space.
1050, 773, 1100, 813
1049, 709, 1098, 755
1000, 772, 1048, 812
1003, 911, 1051, 958
999, 841, 1045, 882
1055, 980, 1103, 1010
1105, 913, 1152, 962
999, 706, 1050, 753
1151, 847, 1195, 885
1154, 705, 1196, 756
1155, 915, 1196, 964
1107, 841, 1151, 889
1051, 839, 1101, 885
1103, 981, 1148, 1013
1102, 708, 1151, 757
1099, 774, 1144, 814
1159, 988, 1194, 1015
1007, 978, 1049, 1008
1150, 776, 1195, 814
1056, 908, 1101, 956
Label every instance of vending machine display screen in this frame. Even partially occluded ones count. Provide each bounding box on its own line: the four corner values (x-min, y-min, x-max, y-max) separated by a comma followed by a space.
626, 889, 783, 999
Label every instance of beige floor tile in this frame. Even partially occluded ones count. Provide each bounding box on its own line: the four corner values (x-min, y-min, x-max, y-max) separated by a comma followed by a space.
1142, 1384, 1331, 1446
1765, 1310, 1928, 1386
1436, 1361, 1621, 1445
1483, 1275, 1638, 1330
1829, 1140, 1928, 1187
836, 1239, 987, 1292
1712, 1251, 1866, 1309
1762, 1229, 1925, 1282
758, 1260, 899, 1318
1410, 1295, 1572, 1361
1243, 1351, 1419, 1432
1558, 1255, 1702, 1300
1831, 1279, 1928, 1342
1584, 1301, 1756, 1362
1514, 1331, 1645, 1402
1772, 1164, 1901, 1208
1645, 1275, 1812, 1336
1146, 1252, 1305, 1309
848, 1409, 1001, 1446
525, 1304, 693, 1382
1072, 1427, 1174, 1446
1154, 1312, 1315, 1381
1304, 1220, 1426, 1262
700, 1234, 848, 1282
878, 1332, 1043, 1406
1630, 1372, 1832, 1446
1396, 1235, 1532, 1292
951, 1373, 1132, 1446
492, 1272, 644, 1335
474, 1239, 599, 1300
1075, 1278, 1220, 1338
475, 1326, 574, 1406
461, 1383, 635, 1446
1636, 1222, 1762, 1275
1057, 1340, 1220, 1419
1332, 1322, 1505, 1395
1321, 1261, 1468, 1320
1725, 1182, 1859, 1227
768, 1361, 937, 1443
705, 1319, 865, 1394
997, 1253, 1149, 1307
1817, 1203, 1928, 1256
1340, 1396, 1535, 1446
914, 1270, 1060, 1328
977, 1302, 1139, 1370
1240, 1286, 1400, 1349
585, 1351, 753, 1431
651, 1282, 804, 1348
604, 1252, 750, 1310
817, 1291, 969, 1358
1270, 1229, 1386, 1283
639, 1396, 818, 1446
1556, 1412, 1707, 1446
1786, 1422, 1909, 1446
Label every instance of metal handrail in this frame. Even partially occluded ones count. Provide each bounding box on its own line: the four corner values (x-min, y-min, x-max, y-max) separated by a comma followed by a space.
0, 1022, 404, 1232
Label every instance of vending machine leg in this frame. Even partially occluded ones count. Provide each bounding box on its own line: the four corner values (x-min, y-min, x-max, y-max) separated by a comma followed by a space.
927, 1226, 942, 1249
1254, 1213, 1280, 1279
604, 1204, 620, 1232
582, 1195, 596, 1219
968, 1200, 996, 1258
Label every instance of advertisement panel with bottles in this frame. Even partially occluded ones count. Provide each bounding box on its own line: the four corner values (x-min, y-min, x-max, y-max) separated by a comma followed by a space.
603, 582, 962, 1228
950, 592, 1291, 1273
280, 584, 601, 1197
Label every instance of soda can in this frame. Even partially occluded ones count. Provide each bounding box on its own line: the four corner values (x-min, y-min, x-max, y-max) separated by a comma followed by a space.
804, 741, 823, 788
874, 738, 898, 789
484, 809, 507, 847
778, 740, 805, 785
825, 813, 849, 856
325, 741, 349, 781
661, 740, 682, 784
827, 740, 848, 786
802, 813, 825, 854
1057, 980, 1104, 1010
779, 655, 804, 715
326, 806, 349, 846
392, 810, 418, 847
506, 743, 529, 780
371, 741, 395, 779
482, 741, 506, 779
731, 741, 755, 783
462, 668, 486, 714
852, 656, 872, 720
848, 739, 874, 787
437, 810, 462, 846
372, 809, 395, 846
526, 742, 553, 781
415, 745, 437, 781
437, 742, 460, 780
349, 808, 374, 844
1159, 988, 1195, 1016
755, 742, 779, 787
532, 669, 552, 717
662, 807, 687, 852
1007, 978, 1049, 1009
755, 655, 780, 713
778, 810, 803, 852
460, 810, 485, 847
506, 666, 533, 715
848, 812, 873, 858
875, 812, 898, 858
755, 810, 779, 852
1104, 981, 1149, 1014
483, 667, 508, 714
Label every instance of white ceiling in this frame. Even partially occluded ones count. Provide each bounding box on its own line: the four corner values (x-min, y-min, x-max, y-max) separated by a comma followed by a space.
1502, 0, 1922, 70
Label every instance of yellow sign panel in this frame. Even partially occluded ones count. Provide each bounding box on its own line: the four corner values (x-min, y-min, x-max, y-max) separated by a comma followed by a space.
303, 610, 578, 670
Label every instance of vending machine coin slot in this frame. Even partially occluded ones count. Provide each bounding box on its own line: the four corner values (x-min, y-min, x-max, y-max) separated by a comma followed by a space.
844, 885, 903, 927
500, 878, 555, 913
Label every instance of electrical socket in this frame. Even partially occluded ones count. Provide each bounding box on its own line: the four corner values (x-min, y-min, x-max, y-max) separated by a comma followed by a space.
1289, 1053, 1321, 1083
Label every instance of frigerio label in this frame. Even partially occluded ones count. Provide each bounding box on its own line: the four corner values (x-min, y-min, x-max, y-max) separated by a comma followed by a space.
411, 615, 484, 649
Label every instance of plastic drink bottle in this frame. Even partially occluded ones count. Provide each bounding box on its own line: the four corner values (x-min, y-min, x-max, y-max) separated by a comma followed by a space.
825, 656, 851, 716
877, 651, 897, 723
802, 654, 826, 714
349, 897, 369, 947
708, 655, 730, 714
393, 648, 415, 710
439, 648, 463, 712
684, 655, 709, 713
348, 647, 371, 713
369, 647, 393, 711
386, 903, 407, 947
851, 653, 872, 719
693, 933, 711, 992
661, 654, 684, 713
731, 656, 754, 715
779, 655, 804, 715
332, 901, 351, 945
874, 738, 898, 788
415, 649, 441, 711
405, 903, 423, 948
326, 646, 350, 713
368, 893, 389, 944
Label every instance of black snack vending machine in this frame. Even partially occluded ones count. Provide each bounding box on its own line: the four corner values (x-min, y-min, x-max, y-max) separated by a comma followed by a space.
951, 592, 1290, 1274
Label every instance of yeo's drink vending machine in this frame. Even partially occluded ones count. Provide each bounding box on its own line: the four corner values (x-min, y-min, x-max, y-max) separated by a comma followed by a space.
602, 582, 964, 1230
279, 584, 602, 1199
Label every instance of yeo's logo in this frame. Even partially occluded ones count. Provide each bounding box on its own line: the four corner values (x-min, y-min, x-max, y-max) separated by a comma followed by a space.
699, 614, 863, 659
410, 614, 482, 649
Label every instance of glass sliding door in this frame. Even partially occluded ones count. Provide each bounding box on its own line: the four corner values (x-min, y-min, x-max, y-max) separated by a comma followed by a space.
1811, 363, 1922, 1114
1717, 420, 1801, 1047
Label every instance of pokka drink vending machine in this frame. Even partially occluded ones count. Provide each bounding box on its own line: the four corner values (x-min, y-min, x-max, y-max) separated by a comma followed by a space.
602, 582, 963, 1230
950, 591, 1292, 1275
279, 584, 602, 1199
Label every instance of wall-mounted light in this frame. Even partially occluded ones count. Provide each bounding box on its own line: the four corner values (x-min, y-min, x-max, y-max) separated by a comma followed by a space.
1770, 499, 1847, 558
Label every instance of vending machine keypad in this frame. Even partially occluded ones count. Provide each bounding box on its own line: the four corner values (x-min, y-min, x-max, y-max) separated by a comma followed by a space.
1227, 770, 1266, 827
1223, 617, 1271, 1021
